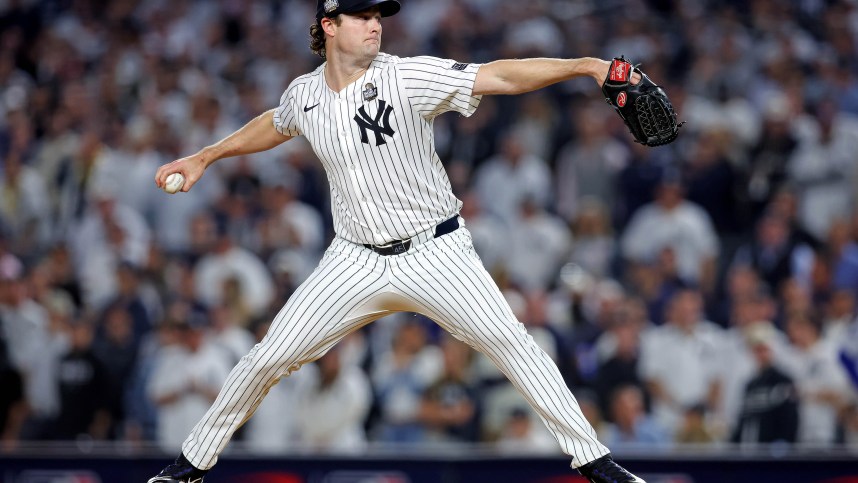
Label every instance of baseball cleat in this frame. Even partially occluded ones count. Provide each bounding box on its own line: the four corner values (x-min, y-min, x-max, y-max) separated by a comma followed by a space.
577, 454, 646, 483
147, 454, 207, 483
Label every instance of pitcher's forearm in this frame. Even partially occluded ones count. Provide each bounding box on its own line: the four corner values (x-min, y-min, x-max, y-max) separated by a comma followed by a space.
199, 110, 292, 167
474, 57, 607, 95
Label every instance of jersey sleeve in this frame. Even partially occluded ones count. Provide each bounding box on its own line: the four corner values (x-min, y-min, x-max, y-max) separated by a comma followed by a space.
272, 87, 302, 137
397, 56, 482, 119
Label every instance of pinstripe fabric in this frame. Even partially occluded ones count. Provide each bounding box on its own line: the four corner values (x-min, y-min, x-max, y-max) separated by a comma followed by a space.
273, 54, 481, 246
390, 227, 609, 465
180, 52, 609, 471
182, 239, 392, 466
181, 227, 609, 469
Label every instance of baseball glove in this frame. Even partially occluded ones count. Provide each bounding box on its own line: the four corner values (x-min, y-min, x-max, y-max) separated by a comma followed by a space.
602, 56, 684, 147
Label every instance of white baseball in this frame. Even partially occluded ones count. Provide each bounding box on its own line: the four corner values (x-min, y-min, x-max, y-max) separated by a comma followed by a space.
164, 173, 185, 194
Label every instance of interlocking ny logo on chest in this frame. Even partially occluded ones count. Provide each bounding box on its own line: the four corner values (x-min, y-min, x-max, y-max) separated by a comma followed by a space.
353, 93, 396, 146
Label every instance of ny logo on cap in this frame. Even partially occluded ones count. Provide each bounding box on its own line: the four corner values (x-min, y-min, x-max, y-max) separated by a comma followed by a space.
324, 0, 339, 13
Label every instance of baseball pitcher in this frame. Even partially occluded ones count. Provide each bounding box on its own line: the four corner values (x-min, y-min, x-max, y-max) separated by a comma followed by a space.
148, 1, 677, 481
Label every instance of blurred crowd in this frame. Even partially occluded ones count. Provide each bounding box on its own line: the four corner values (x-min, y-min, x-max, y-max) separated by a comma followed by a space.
1, 0, 858, 457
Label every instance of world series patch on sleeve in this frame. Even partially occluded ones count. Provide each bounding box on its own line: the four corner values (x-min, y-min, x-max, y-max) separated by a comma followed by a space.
602, 56, 684, 147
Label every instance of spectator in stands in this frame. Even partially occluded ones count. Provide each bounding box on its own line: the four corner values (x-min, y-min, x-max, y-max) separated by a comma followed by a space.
766, 187, 820, 251
719, 292, 791, 436
87, 118, 161, 220
675, 404, 716, 445
30, 107, 79, 231
571, 279, 627, 363
731, 322, 799, 446
567, 197, 616, 280
554, 103, 630, 223
45, 128, 105, 233
183, 96, 239, 165
828, 219, 858, 297
784, 312, 853, 446
594, 303, 648, 420
823, 289, 856, 347
41, 243, 82, 310
731, 212, 812, 294
713, 265, 763, 328
807, 247, 837, 307
147, 310, 231, 452
788, 98, 858, 242
418, 335, 480, 443
51, 318, 111, 441
27, 259, 78, 329
842, 403, 858, 449
621, 169, 719, 293
92, 303, 139, 440
71, 188, 151, 309
0, 53, 34, 129
746, 95, 799, 221
632, 247, 689, 326
682, 129, 742, 237
0, 320, 25, 449
443, 95, 499, 173
0, 146, 51, 254
183, 212, 220, 266
102, 261, 155, 346
501, 195, 572, 291
214, 158, 264, 250
371, 319, 442, 444
613, 143, 667, 230
777, 277, 813, 325
640, 288, 724, 433
256, 172, 325, 281
151, 174, 223, 257
0, 261, 61, 439
192, 218, 274, 324
293, 345, 372, 453
473, 128, 552, 225
495, 407, 558, 454
837, 316, 858, 399
599, 385, 669, 451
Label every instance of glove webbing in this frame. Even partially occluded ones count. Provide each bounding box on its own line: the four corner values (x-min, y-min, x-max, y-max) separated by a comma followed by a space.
636, 94, 680, 146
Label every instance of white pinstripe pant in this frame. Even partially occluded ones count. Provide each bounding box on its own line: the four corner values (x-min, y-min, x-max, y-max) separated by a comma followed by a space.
181, 222, 609, 469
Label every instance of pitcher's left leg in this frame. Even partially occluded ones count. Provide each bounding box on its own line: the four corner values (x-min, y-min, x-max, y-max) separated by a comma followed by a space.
390, 229, 610, 467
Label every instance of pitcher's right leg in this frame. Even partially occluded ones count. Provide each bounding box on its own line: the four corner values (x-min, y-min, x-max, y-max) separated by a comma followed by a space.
180, 240, 389, 470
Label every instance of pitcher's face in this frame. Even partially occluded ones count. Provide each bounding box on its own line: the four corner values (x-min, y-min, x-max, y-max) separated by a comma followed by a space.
328, 7, 383, 61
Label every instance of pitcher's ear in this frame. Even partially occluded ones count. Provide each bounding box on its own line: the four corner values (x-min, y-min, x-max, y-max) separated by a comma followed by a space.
321, 16, 338, 36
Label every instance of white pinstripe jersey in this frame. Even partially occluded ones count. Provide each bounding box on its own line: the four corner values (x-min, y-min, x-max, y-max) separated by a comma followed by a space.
273, 53, 482, 246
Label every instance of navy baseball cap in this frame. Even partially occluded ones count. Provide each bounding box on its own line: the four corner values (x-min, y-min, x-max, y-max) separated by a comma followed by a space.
316, 0, 401, 23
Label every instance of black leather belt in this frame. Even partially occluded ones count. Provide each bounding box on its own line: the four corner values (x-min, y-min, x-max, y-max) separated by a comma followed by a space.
363, 215, 460, 256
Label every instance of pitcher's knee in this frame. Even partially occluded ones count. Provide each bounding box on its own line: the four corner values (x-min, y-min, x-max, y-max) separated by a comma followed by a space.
469, 319, 534, 355
239, 340, 302, 379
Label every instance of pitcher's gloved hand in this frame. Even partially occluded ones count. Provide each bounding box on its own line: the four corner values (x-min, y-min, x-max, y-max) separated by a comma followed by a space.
602, 56, 684, 147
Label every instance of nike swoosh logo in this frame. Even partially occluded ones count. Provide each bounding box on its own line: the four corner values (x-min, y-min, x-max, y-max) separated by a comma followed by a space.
304, 103, 320, 112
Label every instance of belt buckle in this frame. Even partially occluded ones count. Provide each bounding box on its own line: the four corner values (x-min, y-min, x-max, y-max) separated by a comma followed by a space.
390, 240, 410, 255
370, 238, 412, 255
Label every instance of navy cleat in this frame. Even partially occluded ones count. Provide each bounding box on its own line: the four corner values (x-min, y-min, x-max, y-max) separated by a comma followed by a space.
147, 454, 208, 483
577, 454, 646, 483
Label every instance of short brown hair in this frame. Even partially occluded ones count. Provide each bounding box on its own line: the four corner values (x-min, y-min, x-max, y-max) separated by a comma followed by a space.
309, 16, 342, 59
